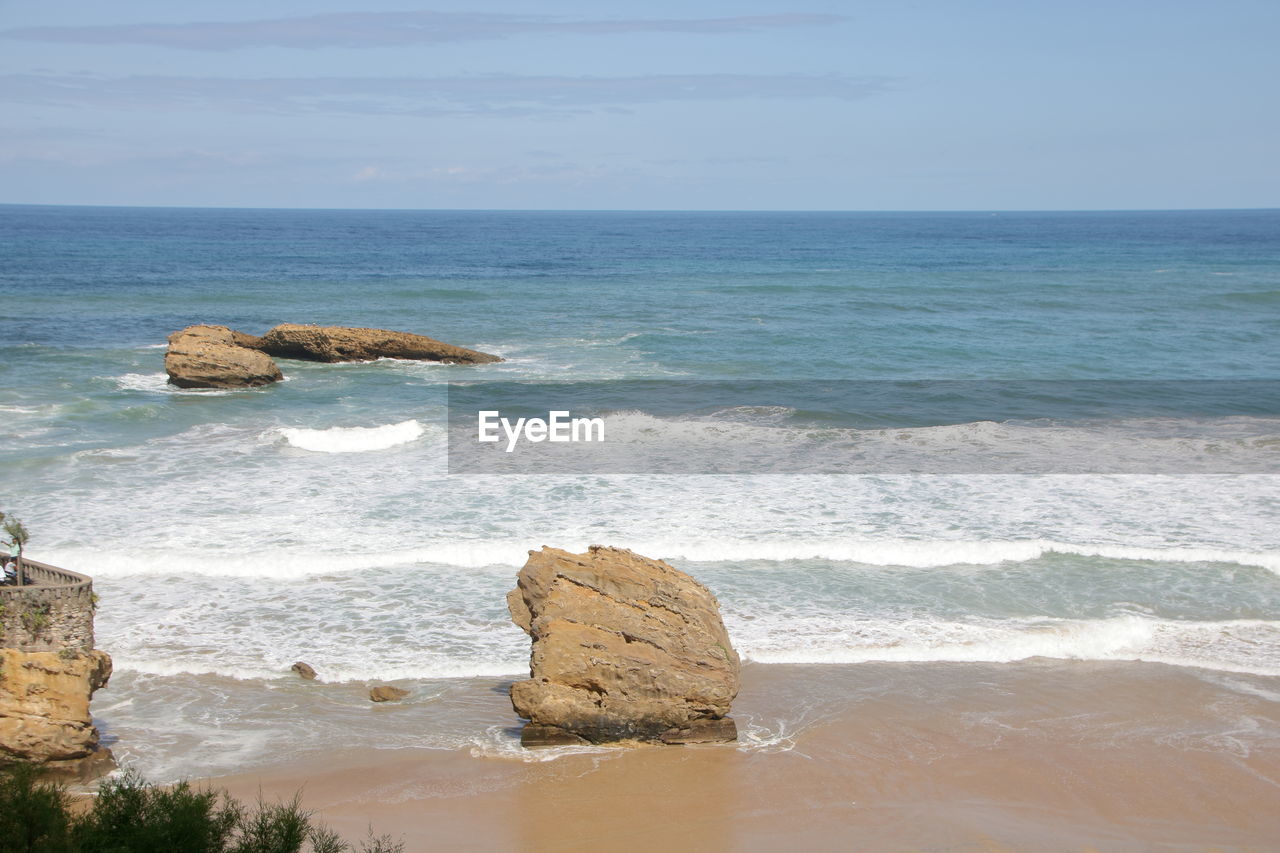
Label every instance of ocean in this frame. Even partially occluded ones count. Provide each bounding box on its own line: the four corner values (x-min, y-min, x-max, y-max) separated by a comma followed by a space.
1, 205, 1278, 785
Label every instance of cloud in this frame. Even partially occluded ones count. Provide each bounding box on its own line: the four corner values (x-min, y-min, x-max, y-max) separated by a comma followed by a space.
0, 11, 848, 51
0, 72, 892, 118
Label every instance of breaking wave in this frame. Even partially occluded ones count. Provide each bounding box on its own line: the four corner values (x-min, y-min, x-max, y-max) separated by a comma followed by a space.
278, 420, 425, 453
736, 615, 1280, 675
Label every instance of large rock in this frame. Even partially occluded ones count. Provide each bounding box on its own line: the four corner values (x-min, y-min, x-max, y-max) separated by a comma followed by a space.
507, 545, 739, 745
252, 324, 502, 365
0, 648, 112, 763
165, 325, 284, 389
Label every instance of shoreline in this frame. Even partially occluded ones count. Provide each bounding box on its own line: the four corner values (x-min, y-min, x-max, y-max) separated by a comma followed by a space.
198, 660, 1280, 852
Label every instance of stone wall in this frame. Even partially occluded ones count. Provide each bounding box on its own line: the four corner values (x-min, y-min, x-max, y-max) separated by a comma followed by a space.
0, 561, 95, 652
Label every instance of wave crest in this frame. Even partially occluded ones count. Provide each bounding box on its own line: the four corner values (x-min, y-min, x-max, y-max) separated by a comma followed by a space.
278, 420, 425, 453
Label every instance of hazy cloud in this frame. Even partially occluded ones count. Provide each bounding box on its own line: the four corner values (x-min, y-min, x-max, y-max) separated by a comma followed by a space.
0, 11, 848, 51
0, 72, 891, 118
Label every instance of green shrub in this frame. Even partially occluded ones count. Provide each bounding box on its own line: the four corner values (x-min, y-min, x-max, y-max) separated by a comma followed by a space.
0, 763, 76, 853
227, 794, 310, 853
0, 764, 403, 853
75, 769, 241, 853
354, 831, 404, 853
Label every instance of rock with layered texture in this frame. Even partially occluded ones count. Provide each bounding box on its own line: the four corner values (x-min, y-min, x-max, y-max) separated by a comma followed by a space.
164, 325, 284, 389
507, 545, 739, 746
0, 648, 113, 764
252, 324, 502, 365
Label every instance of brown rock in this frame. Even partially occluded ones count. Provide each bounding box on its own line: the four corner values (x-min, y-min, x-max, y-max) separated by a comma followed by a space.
0, 648, 112, 763
252, 323, 502, 365
39, 746, 117, 783
291, 662, 317, 680
229, 330, 266, 349
369, 685, 409, 703
517, 724, 591, 747
507, 545, 739, 745
659, 717, 739, 744
164, 325, 283, 389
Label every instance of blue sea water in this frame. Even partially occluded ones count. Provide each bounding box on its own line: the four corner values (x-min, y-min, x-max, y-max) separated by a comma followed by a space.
1, 205, 1278, 779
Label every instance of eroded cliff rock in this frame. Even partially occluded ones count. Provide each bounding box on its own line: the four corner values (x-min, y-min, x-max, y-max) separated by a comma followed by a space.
0, 648, 113, 764
252, 324, 502, 365
165, 325, 284, 389
507, 545, 739, 746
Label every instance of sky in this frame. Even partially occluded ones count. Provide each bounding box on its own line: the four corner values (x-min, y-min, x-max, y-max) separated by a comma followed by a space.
1, 0, 1277, 210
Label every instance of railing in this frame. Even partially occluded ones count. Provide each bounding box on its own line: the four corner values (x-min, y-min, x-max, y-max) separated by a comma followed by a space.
4, 559, 93, 590
0, 558, 96, 652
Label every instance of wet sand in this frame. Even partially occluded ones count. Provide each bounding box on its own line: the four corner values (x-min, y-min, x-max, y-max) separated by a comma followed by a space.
212, 661, 1280, 852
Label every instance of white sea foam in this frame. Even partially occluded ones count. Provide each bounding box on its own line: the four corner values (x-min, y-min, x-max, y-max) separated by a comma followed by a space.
468, 726, 615, 763
114, 372, 173, 393
277, 419, 425, 453
101, 609, 1280, 684
110, 657, 288, 682
44, 544, 526, 579
1202, 675, 1280, 703
734, 713, 812, 755
735, 615, 1280, 676
649, 539, 1280, 574
40, 537, 1280, 580
113, 372, 281, 395
111, 655, 522, 683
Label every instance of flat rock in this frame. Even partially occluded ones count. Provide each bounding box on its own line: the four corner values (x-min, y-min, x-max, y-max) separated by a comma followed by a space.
508, 545, 739, 745
253, 324, 502, 365
164, 325, 284, 389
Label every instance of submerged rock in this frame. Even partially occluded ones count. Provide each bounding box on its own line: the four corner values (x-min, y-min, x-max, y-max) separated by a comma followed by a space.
507, 545, 739, 746
164, 325, 284, 389
0, 648, 113, 764
252, 324, 502, 365
369, 686, 409, 703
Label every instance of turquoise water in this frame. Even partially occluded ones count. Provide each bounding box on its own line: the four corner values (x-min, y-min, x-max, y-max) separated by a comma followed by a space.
2, 205, 1278, 778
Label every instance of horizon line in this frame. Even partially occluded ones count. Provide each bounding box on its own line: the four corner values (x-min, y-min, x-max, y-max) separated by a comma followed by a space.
2, 202, 1277, 215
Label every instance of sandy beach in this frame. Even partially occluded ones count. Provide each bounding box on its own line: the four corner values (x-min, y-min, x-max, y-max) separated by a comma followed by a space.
207, 661, 1280, 852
